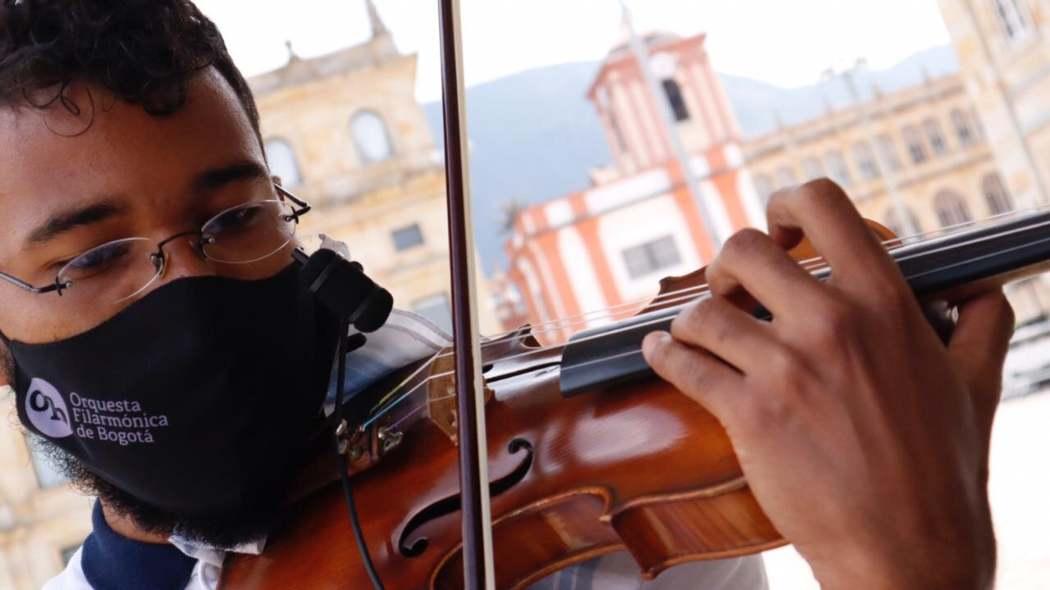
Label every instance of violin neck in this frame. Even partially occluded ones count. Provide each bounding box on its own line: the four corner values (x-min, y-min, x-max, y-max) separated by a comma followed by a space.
891, 210, 1050, 301
560, 211, 1050, 398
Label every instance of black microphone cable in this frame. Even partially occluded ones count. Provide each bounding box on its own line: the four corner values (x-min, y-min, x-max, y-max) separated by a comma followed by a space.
332, 322, 385, 590
298, 247, 392, 590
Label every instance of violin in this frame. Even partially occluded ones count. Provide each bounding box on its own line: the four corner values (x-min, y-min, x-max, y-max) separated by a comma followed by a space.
219, 209, 1050, 589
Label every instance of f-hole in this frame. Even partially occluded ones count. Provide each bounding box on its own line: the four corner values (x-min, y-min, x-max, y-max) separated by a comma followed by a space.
398, 438, 534, 557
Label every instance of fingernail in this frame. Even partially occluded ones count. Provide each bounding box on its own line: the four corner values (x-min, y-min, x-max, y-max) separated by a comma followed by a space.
642, 331, 671, 357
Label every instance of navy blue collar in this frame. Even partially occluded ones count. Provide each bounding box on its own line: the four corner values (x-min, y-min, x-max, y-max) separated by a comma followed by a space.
81, 502, 196, 590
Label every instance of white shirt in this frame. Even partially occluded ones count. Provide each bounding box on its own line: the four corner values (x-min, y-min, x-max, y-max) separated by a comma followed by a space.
43, 309, 768, 590
48, 546, 766, 590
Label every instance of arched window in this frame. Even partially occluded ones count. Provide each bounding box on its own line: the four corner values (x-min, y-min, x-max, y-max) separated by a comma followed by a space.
934, 190, 974, 228
350, 110, 394, 164
801, 157, 825, 181
982, 172, 1014, 215
876, 134, 902, 172
902, 125, 928, 164
264, 138, 302, 187
776, 165, 798, 189
995, 0, 1031, 41
951, 109, 976, 147
753, 173, 774, 205
883, 206, 923, 237
825, 150, 852, 187
852, 141, 880, 181
923, 118, 948, 156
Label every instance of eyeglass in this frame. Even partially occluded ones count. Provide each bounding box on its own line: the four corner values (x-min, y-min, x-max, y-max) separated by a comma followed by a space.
0, 184, 311, 305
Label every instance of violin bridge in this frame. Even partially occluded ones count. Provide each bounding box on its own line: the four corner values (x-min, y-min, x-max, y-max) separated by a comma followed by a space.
425, 346, 493, 445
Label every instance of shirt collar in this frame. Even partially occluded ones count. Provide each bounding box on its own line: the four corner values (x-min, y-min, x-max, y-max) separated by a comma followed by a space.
82, 502, 196, 590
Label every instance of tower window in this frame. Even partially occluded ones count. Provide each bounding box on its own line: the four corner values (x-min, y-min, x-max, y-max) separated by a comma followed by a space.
923, 118, 948, 156
934, 190, 974, 228
883, 206, 923, 237
264, 138, 303, 188
392, 223, 424, 251
877, 134, 903, 172
951, 109, 976, 146
902, 126, 928, 165
623, 236, 682, 279
982, 172, 1014, 215
350, 110, 394, 164
661, 79, 690, 122
995, 0, 1031, 41
852, 142, 881, 181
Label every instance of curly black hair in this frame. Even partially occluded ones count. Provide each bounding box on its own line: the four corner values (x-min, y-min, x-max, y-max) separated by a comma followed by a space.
0, 0, 259, 135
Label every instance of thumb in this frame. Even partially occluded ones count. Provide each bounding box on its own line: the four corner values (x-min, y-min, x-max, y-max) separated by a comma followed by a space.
947, 289, 1014, 451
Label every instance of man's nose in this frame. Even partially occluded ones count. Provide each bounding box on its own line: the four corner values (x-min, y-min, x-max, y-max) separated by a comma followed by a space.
157, 235, 217, 283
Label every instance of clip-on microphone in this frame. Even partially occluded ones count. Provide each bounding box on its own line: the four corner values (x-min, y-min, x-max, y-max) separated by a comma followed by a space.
294, 246, 391, 590
295, 248, 393, 334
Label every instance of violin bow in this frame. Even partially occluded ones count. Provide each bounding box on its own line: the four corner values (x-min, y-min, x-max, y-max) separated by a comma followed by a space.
436, 0, 497, 588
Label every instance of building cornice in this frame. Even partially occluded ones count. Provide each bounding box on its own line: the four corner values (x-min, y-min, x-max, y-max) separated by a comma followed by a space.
249, 36, 401, 98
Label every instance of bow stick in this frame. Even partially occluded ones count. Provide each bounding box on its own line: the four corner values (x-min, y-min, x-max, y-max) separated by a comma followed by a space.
436, 0, 497, 588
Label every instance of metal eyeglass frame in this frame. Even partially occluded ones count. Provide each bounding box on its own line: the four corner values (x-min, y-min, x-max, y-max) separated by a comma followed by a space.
0, 184, 311, 297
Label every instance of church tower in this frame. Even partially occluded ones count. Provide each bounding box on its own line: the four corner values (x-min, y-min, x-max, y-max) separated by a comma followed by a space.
587, 33, 742, 177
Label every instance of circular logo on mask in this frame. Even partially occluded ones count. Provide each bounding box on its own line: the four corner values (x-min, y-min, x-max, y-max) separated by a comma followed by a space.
25, 378, 73, 439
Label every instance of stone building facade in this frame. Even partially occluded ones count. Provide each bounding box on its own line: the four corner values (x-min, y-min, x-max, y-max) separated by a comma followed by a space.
746, 74, 1001, 238
747, 70, 1050, 324
252, 0, 498, 335
939, 0, 1050, 209
0, 3, 499, 588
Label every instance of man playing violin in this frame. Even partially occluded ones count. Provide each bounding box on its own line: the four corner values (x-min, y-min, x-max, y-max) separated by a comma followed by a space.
0, 1, 1010, 589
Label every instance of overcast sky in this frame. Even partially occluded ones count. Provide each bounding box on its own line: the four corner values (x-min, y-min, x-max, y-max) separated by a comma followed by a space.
196, 0, 952, 101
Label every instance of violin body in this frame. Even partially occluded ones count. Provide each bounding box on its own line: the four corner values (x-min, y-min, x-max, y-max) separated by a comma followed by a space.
226, 213, 1050, 589
221, 349, 781, 590
219, 226, 908, 590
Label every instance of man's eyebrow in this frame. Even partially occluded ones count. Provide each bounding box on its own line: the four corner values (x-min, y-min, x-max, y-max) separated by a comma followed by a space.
26, 200, 129, 246
192, 161, 269, 193
22, 162, 267, 248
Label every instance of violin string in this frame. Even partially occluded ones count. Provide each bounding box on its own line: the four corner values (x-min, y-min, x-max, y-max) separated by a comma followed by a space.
359, 208, 1050, 427
424, 206, 1046, 358
367, 347, 448, 416
362, 209, 1050, 430
379, 210, 1050, 423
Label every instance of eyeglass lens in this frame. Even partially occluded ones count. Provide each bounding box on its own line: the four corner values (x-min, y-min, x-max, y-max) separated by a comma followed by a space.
56, 199, 297, 304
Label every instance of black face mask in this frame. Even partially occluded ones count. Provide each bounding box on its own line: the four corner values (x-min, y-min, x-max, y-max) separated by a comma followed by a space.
2, 262, 339, 519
